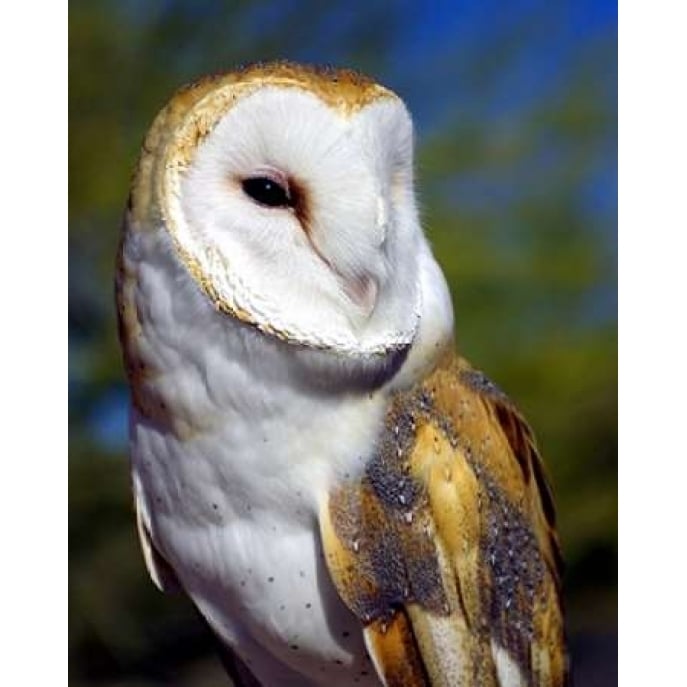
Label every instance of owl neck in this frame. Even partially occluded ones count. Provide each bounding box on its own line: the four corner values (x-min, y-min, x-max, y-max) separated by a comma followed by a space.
120, 227, 453, 500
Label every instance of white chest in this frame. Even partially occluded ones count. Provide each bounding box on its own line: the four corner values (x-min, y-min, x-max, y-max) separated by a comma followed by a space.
128, 255, 388, 683
121, 227, 453, 684
131, 382, 384, 686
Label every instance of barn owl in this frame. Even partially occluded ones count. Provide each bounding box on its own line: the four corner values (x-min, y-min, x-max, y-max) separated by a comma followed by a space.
116, 62, 567, 686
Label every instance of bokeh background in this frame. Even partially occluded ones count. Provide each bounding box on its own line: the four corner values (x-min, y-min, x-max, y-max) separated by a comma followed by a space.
69, 1, 617, 685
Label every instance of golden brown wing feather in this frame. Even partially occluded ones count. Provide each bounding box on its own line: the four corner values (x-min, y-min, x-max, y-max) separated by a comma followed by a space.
320, 351, 567, 686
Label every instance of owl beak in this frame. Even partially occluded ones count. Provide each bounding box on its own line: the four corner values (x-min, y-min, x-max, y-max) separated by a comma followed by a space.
305, 231, 379, 318
342, 274, 379, 318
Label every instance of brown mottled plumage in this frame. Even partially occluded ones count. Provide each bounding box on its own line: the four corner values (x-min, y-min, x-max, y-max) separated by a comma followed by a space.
320, 352, 567, 686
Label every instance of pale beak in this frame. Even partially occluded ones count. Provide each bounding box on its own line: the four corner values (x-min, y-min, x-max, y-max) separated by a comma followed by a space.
342, 274, 379, 318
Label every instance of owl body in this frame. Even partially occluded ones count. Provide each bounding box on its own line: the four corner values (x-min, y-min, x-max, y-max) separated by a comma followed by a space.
118, 63, 566, 686
122, 218, 453, 684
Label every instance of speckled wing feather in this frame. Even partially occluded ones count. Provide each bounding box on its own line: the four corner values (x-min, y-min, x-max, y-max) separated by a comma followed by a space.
320, 352, 567, 686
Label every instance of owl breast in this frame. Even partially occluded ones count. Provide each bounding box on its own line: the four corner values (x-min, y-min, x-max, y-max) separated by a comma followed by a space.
135, 438, 382, 686
124, 228, 388, 685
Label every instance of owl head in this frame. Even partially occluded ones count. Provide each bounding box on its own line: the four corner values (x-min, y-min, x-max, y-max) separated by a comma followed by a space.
126, 62, 433, 374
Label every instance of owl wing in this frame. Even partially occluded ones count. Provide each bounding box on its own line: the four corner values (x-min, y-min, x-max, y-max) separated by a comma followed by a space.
133, 491, 182, 594
320, 352, 567, 686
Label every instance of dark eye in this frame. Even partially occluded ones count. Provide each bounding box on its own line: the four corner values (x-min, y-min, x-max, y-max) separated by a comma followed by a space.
242, 176, 292, 208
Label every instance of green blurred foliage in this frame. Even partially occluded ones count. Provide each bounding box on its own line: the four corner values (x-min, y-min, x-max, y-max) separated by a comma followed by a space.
69, 1, 616, 684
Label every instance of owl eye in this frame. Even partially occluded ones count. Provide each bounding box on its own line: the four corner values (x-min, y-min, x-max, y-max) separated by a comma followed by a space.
242, 176, 292, 208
